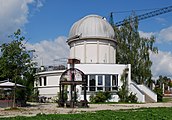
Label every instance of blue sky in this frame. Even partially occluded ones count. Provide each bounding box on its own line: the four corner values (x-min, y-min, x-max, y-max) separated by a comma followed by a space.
0, 0, 172, 78
25, 0, 172, 43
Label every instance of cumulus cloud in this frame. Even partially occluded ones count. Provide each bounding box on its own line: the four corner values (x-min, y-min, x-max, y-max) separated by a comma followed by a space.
139, 31, 155, 39
26, 36, 70, 66
158, 26, 172, 42
151, 51, 172, 78
139, 26, 172, 43
0, 0, 44, 44
140, 28, 172, 78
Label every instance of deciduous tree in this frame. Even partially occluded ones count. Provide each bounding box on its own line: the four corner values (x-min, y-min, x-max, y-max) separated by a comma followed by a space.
0, 29, 35, 107
114, 16, 158, 84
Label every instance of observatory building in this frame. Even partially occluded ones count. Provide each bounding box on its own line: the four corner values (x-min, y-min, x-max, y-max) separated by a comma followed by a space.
35, 14, 157, 103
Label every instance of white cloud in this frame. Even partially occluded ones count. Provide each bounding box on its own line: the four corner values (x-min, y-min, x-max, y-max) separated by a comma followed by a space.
151, 51, 172, 78
154, 17, 167, 26
35, 0, 44, 8
139, 26, 172, 42
139, 31, 155, 39
140, 26, 172, 78
0, 0, 44, 44
158, 26, 172, 42
26, 36, 70, 66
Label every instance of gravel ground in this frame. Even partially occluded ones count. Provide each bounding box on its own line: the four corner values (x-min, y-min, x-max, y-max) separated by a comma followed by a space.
0, 102, 172, 118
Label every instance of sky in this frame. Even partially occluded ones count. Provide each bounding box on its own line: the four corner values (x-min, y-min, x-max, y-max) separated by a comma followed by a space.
0, 0, 172, 79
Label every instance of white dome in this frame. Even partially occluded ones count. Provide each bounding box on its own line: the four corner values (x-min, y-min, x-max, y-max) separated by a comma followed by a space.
68, 15, 115, 40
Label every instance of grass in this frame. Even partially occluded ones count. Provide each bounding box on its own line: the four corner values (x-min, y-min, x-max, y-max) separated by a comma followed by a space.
1, 107, 172, 120
162, 97, 172, 102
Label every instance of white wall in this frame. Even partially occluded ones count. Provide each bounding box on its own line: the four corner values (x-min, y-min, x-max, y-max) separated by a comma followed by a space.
69, 39, 116, 64
86, 43, 97, 63
35, 70, 64, 98
75, 64, 131, 88
47, 76, 60, 86
39, 87, 59, 98
35, 64, 132, 102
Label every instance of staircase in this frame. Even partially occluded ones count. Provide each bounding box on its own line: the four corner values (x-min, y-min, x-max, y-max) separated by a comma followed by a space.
130, 81, 157, 103
143, 91, 156, 103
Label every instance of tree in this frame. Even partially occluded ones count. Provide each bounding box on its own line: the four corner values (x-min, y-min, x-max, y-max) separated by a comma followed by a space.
117, 69, 137, 103
117, 69, 129, 102
156, 75, 171, 92
0, 29, 35, 107
114, 15, 158, 84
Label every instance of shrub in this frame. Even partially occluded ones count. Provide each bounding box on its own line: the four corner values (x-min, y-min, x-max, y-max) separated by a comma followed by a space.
127, 92, 138, 103
90, 91, 111, 103
154, 87, 163, 102
117, 85, 138, 103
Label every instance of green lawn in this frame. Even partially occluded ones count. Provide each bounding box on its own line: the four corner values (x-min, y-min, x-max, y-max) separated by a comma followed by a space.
1, 107, 172, 120
162, 97, 172, 102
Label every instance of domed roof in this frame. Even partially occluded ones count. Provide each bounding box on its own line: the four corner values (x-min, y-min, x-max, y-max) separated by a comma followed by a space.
68, 15, 115, 41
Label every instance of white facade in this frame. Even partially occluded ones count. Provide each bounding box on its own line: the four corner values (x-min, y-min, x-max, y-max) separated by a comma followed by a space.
35, 70, 64, 98
73, 64, 131, 102
69, 39, 116, 64
35, 14, 157, 103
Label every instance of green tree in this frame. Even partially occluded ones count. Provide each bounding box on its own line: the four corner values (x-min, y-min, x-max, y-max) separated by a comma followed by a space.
114, 15, 158, 84
0, 29, 35, 107
156, 75, 171, 92
117, 68, 138, 103
117, 69, 129, 102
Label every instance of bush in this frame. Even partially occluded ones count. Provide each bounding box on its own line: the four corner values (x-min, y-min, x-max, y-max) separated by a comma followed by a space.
127, 92, 138, 103
117, 87, 138, 103
117, 86, 128, 102
90, 91, 111, 103
154, 87, 163, 102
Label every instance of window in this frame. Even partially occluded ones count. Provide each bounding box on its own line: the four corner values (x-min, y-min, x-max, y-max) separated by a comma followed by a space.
105, 75, 111, 91
44, 76, 47, 86
97, 75, 103, 91
39, 77, 42, 86
82, 75, 88, 90
89, 75, 96, 91
85, 75, 88, 90
112, 75, 118, 90
98, 75, 103, 85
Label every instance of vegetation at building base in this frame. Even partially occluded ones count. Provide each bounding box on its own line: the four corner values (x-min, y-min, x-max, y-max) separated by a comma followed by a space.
153, 75, 172, 102
1, 107, 172, 120
114, 14, 158, 85
117, 69, 138, 103
154, 87, 163, 102
89, 91, 111, 103
0, 29, 36, 106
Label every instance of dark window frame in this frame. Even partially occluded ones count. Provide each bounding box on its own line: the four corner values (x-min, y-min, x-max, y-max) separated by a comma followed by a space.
89, 75, 96, 91
44, 76, 47, 86
39, 77, 42, 86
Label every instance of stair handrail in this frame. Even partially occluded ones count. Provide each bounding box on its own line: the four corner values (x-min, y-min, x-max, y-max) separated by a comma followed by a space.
130, 81, 144, 95
140, 84, 157, 96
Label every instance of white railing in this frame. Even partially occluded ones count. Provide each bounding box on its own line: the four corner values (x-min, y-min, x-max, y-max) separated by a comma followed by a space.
138, 84, 157, 102
130, 82, 145, 103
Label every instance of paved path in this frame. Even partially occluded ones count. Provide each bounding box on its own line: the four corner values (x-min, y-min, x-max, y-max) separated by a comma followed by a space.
0, 102, 172, 118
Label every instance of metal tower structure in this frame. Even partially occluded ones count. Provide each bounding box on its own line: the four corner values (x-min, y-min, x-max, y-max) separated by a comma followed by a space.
111, 5, 172, 27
